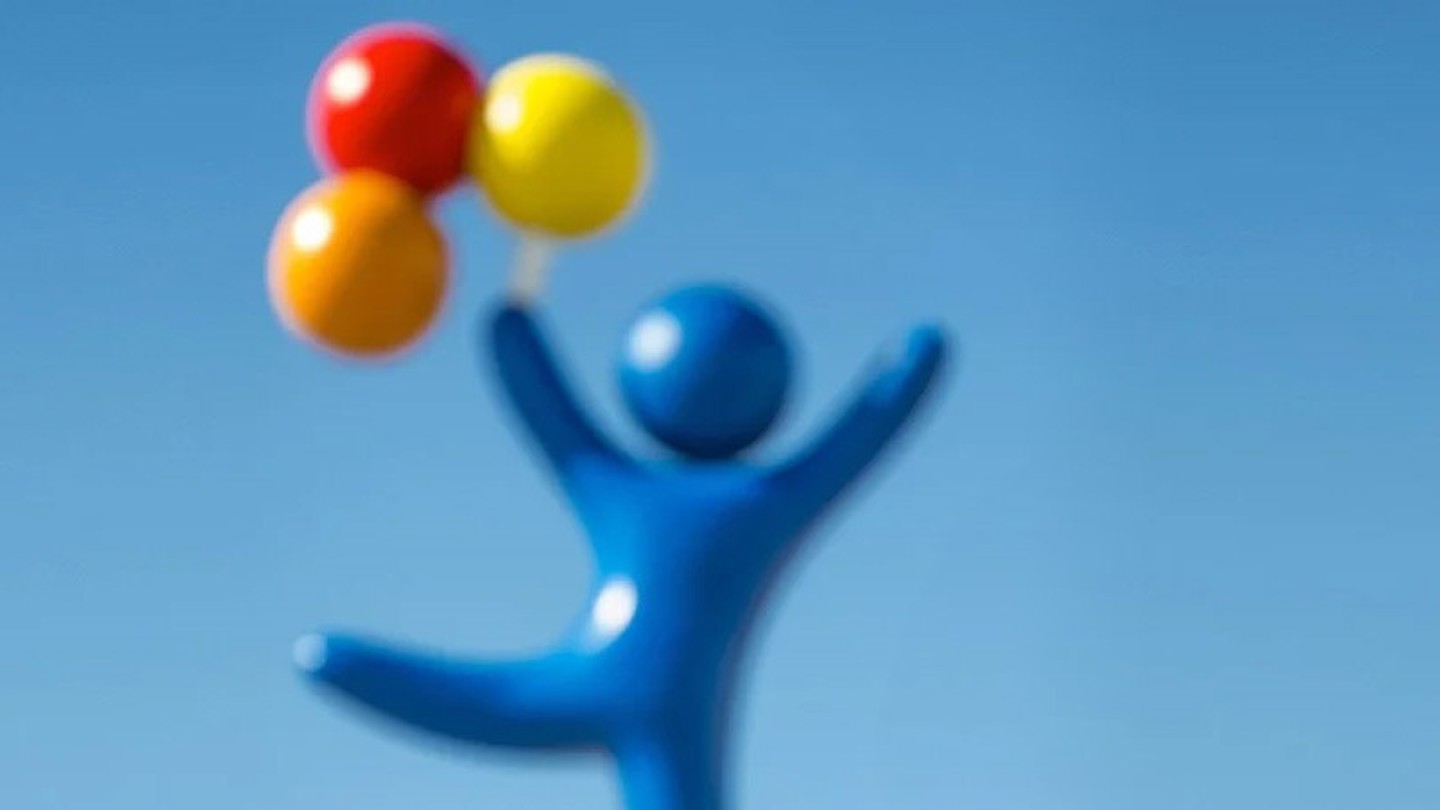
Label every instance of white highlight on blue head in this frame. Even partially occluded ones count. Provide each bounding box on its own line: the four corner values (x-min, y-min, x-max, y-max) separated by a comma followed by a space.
628, 311, 681, 370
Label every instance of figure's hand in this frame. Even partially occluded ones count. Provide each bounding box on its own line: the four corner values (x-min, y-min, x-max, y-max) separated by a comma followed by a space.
773, 322, 951, 501
869, 324, 949, 399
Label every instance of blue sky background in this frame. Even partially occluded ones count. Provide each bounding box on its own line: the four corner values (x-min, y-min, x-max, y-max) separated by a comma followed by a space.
3, 1, 1439, 807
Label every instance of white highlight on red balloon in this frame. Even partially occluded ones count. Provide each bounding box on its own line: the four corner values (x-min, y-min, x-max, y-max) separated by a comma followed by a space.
327, 57, 372, 105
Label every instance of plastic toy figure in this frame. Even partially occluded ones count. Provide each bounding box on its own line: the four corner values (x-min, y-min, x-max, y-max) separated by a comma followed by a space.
295, 280, 949, 810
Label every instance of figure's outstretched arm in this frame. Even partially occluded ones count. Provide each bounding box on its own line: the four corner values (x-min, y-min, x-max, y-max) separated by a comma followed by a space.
294, 631, 604, 750
773, 324, 950, 505
487, 302, 626, 475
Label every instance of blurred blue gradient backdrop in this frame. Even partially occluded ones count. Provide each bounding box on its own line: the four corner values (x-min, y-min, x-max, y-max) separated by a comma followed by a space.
2, 1, 1439, 807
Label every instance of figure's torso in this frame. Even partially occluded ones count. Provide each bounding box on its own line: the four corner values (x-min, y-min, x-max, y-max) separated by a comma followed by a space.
565, 460, 819, 715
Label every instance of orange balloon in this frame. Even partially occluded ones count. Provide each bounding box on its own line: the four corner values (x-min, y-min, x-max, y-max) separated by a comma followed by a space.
268, 171, 447, 358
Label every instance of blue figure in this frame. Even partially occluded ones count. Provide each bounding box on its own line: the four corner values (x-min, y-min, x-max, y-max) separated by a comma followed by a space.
295, 283, 950, 810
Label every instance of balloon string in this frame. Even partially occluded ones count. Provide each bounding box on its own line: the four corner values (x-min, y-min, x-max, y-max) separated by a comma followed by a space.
509, 235, 555, 303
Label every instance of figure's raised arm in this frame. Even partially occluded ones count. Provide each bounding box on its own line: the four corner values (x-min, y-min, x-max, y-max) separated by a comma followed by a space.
487, 301, 625, 474
773, 324, 950, 504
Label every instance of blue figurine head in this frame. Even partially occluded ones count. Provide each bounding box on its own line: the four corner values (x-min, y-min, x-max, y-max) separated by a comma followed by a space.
618, 284, 793, 460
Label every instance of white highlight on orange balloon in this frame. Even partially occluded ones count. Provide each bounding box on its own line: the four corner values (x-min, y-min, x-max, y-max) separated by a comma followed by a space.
291, 206, 334, 252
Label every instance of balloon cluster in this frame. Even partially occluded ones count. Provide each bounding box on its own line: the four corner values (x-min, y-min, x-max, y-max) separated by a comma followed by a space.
268, 23, 650, 358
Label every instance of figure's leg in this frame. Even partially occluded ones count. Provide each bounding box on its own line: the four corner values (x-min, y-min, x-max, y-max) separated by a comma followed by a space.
614, 719, 726, 810
294, 631, 604, 751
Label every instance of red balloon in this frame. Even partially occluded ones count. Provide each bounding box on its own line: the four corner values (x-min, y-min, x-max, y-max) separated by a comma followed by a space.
307, 23, 481, 196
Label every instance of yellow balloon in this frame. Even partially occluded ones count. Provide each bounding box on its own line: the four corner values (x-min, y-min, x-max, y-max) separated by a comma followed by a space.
471, 54, 649, 239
